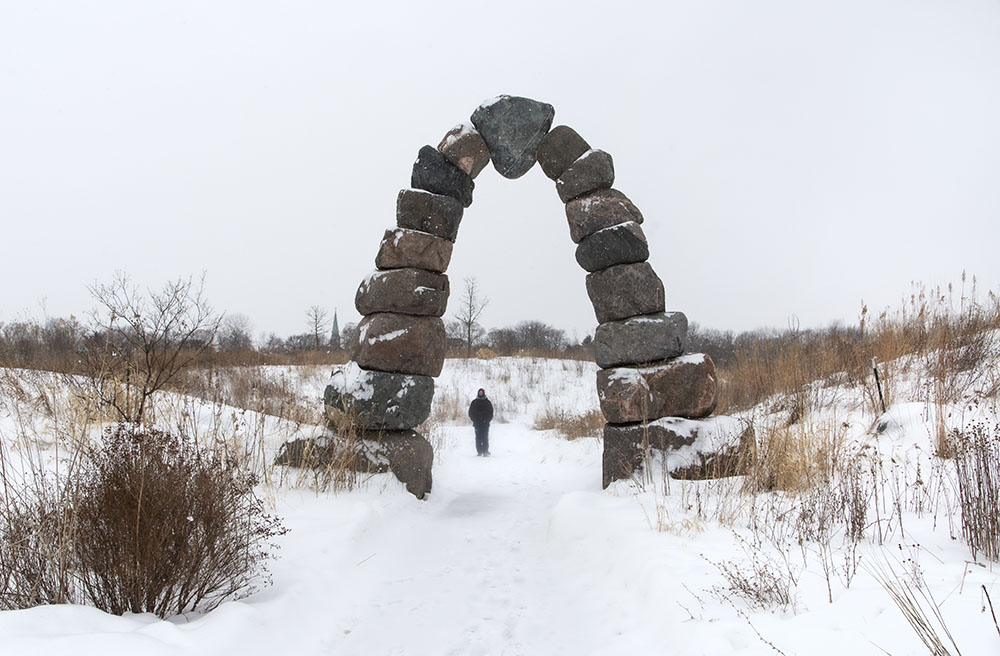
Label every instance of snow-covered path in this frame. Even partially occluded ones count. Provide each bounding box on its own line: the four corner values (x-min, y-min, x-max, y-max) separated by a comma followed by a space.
3, 415, 999, 655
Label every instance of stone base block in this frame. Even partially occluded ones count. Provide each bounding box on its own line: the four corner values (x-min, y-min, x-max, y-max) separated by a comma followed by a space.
274, 429, 433, 499
324, 363, 433, 431
602, 416, 750, 488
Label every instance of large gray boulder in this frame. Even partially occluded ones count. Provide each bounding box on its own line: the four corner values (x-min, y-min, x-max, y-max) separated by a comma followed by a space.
565, 189, 644, 243
375, 228, 453, 273
574, 221, 649, 272
396, 189, 463, 242
596, 354, 718, 423
355, 268, 449, 317
585, 262, 665, 323
593, 311, 687, 368
438, 123, 491, 179
353, 313, 446, 377
470, 95, 555, 179
537, 125, 590, 180
411, 145, 475, 207
324, 363, 434, 431
556, 150, 615, 203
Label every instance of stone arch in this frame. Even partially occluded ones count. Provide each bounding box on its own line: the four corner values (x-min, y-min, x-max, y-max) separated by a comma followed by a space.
323, 95, 719, 498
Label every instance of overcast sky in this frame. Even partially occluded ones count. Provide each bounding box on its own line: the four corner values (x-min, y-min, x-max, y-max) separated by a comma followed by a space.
2, 0, 998, 342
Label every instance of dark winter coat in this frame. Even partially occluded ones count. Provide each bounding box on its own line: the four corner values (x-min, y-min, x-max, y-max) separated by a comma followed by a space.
468, 397, 494, 427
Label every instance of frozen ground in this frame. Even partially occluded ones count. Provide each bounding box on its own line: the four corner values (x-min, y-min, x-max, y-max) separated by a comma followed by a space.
1, 357, 999, 655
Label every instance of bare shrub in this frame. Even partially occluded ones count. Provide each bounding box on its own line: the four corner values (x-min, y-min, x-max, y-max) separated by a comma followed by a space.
951, 414, 1000, 562
706, 534, 799, 612
533, 407, 605, 440
72, 425, 285, 617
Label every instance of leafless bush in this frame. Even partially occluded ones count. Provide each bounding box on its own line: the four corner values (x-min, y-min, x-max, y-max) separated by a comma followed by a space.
72, 425, 285, 616
951, 414, 1000, 562
1, 422, 285, 617
706, 534, 799, 612
533, 407, 604, 440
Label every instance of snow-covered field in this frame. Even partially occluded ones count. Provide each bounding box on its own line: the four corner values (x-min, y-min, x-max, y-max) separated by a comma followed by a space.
1, 356, 999, 655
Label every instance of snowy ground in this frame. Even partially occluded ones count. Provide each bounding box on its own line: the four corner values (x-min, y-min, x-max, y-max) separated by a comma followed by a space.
1, 357, 999, 655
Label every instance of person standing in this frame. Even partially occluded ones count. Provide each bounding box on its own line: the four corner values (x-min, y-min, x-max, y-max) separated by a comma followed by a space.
468, 388, 494, 457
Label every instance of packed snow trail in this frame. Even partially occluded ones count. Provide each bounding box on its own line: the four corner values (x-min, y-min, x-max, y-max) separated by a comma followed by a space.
3, 416, 998, 654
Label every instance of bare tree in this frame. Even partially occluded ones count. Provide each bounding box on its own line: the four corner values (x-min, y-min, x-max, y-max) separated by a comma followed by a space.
453, 277, 489, 356
82, 272, 223, 423
217, 313, 254, 351
305, 305, 330, 349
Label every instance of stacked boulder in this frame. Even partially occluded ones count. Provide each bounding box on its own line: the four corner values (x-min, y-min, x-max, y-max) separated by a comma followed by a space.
324, 94, 721, 497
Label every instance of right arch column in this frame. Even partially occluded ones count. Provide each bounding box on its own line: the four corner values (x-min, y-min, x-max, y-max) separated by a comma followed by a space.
533, 117, 720, 488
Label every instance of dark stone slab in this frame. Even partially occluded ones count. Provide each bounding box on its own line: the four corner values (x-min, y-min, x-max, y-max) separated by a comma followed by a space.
324, 363, 434, 431
565, 189, 644, 243
602, 423, 644, 489
375, 227, 453, 273
355, 268, 450, 317
602, 418, 748, 487
274, 429, 434, 499
593, 311, 687, 368
556, 150, 614, 203
470, 95, 555, 179
411, 145, 475, 208
585, 262, 665, 323
438, 123, 491, 179
353, 313, 446, 377
575, 221, 649, 272
537, 125, 590, 180
396, 189, 463, 242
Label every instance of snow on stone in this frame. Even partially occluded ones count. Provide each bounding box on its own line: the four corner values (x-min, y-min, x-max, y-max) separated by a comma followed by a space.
327, 362, 375, 401
368, 327, 407, 345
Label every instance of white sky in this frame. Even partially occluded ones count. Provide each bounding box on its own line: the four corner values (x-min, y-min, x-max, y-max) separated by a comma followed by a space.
2, 0, 998, 341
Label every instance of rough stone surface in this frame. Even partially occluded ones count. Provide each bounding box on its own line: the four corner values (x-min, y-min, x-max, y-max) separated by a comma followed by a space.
602, 423, 645, 489
644, 353, 718, 419
593, 311, 687, 368
537, 125, 590, 180
371, 430, 434, 498
596, 353, 718, 423
585, 262, 665, 323
556, 150, 615, 203
565, 189, 644, 243
575, 221, 649, 272
595, 367, 653, 425
324, 363, 433, 431
355, 268, 449, 317
375, 228, 453, 273
470, 95, 555, 179
411, 145, 475, 207
274, 429, 434, 499
396, 189, 463, 242
602, 418, 749, 487
438, 123, 491, 179
353, 313, 446, 377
